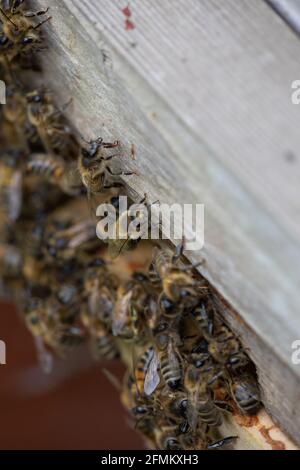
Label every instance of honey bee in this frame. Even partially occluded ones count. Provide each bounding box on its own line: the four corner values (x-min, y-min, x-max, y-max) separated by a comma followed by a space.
84, 258, 117, 326
154, 322, 182, 390
45, 218, 99, 262
26, 90, 74, 156
207, 324, 249, 371
112, 276, 149, 342
160, 388, 188, 424
149, 243, 207, 313
78, 137, 135, 197
0, 2, 50, 61
228, 374, 261, 415
184, 363, 223, 428
26, 153, 82, 195
24, 294, 85, 356
81, 308, 119, 361
3, 85, 29, 151
190, 298, 215, 337
0, 243, 23, 277
0, 149, 23, 221
112, 284, 137, 341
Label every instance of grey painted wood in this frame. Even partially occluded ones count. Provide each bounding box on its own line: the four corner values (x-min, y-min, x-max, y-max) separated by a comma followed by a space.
33, 0, 300, 443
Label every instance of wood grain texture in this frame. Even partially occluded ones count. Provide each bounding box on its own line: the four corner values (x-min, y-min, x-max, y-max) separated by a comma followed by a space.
32, 0, 300, 445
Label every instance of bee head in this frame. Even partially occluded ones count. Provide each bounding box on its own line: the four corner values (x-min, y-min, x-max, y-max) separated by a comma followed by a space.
81, 138, 103, 162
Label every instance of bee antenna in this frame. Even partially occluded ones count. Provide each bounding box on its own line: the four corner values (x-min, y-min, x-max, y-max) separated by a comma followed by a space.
0, 7, 17, 28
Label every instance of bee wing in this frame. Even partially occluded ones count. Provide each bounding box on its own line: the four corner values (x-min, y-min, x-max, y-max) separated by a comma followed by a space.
8, 169, 22, 221
167, 337, 181, 369
144, 348, 160, 396
186, 367, 201, 433
112, 289, 132, 336
186, 390, 199, 433
107, 212, 131, 259
108, 238, 129, 259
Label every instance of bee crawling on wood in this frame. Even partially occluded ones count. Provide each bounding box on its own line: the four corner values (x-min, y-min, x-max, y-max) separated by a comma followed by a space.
78, 137, 137, 197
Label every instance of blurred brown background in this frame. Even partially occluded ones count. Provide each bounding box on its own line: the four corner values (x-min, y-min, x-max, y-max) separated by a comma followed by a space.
0, 301, 143, 450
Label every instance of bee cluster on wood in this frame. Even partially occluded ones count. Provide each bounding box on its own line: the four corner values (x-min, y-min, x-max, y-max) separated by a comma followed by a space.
0, 1, 261, 450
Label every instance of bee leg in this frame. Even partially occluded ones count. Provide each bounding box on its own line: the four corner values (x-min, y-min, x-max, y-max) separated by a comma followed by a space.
47, 101, 72, 123
32, 15, 52, 30
172, 237, 186, 263
106, 166, 136, 177
102, 140, 120, 149
103, 182, 124, 190
24, 8, 50, 18
102, 153, 122, 161
179, 259, 206, 272
207, 436, 238, 449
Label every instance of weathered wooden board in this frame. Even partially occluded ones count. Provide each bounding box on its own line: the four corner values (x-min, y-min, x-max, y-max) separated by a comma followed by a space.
33, 0, 300, 445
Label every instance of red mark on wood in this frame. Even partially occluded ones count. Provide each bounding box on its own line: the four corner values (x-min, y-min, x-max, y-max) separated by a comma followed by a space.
125, 19, 135, 31
259, 426, 286, 450
122, 5, 132, 18
232, 401, 259, 428
122, 5, 135, 30
235, 413, 259, 428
